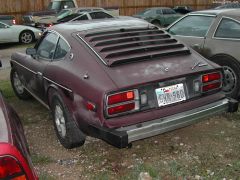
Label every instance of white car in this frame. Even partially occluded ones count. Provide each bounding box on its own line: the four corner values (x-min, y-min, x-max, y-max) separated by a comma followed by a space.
0, 21, 42, 44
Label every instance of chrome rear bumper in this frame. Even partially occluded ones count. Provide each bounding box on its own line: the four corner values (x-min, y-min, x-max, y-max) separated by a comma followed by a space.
117, 98, 237, 143
87, 98, 238, 148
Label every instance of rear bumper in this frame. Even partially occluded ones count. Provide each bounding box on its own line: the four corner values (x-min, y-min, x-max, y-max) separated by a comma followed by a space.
88, 98, 238, 148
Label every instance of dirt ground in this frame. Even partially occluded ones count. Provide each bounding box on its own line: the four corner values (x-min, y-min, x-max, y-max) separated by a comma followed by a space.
0, 44, 240, 180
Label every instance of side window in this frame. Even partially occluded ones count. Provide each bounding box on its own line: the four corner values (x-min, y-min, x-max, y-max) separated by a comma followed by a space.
163, 9, 176, 14
74, 15, 88, 21
90, 12, 113, 19
215, 18, 240, 39
168, 15, 214, 37
78, 9, 91, 13
36, 33, 58, 60
54, 38, 70, 59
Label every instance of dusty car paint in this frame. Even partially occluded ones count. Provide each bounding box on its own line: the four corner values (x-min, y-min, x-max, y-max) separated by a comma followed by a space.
10, 18, 238, 148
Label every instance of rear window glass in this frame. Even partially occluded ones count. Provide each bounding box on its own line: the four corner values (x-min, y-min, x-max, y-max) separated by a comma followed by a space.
215, 18, 240, 39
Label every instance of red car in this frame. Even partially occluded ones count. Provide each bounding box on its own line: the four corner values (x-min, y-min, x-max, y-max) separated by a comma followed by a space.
10, 18, 238, 149
0, 62, 38, 179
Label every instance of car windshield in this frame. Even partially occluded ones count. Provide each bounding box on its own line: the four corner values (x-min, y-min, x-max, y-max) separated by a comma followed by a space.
56, 9, 71, 19
136, 9, 152, 16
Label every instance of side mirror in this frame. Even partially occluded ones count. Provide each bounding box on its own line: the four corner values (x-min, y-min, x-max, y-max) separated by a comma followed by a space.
26, 48, 37, 56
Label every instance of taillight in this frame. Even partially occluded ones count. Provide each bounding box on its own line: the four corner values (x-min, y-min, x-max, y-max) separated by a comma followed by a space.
202, 72, 222, 92
0, 156, 26, 180
106, 90, 139, 117
12, 19, 16, 25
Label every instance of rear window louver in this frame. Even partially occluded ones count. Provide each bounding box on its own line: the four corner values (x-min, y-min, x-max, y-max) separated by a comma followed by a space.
77, 28, 191, 67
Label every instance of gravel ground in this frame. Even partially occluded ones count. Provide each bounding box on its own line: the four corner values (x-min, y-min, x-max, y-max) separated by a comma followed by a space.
0, 44, 240, 180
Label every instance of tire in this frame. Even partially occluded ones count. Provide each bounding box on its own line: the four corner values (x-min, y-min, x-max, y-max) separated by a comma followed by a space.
151, 20, 162, 28
10, 68, 31, 100
19, 30, 34, 44
211, 56, 240, 99
50, 92, 86, 149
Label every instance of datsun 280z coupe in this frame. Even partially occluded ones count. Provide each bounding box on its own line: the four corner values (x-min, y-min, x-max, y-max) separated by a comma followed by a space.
10, 18, 238, 149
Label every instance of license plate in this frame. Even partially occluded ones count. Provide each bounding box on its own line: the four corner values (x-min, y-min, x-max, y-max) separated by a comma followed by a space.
155, 83, 186, 107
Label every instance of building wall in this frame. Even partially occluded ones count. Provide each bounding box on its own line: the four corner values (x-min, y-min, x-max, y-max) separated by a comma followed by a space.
0, 0, 214, 24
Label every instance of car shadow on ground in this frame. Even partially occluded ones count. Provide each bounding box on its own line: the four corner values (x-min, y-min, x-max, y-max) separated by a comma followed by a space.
0, 42, 35, 50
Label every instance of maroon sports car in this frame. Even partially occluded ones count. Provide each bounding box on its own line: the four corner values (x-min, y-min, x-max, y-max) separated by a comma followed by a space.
10, 18, 238, 148
0, 61, 38, 179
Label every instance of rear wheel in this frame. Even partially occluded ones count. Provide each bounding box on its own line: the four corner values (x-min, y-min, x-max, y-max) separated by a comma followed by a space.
19, 31, 34, 44
10, 69, 31, 100
50, 92, 86, 149
211, 57, 240, 99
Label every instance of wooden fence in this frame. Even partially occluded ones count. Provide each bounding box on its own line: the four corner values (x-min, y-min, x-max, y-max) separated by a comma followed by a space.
0, 0, 214, 24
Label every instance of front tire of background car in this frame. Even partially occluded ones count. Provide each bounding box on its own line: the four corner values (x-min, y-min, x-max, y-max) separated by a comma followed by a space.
50, 92, 86, 149
151, 20, 162, 28
19, 30, 35, 44
211, 56, 240, 99
10, 68, 31, 100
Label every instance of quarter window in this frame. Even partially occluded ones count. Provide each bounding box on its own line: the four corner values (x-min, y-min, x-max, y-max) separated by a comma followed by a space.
90, 12, 113, 19
37, 33, 58, 60
168, 15, 214, 37
74, 15, 88, 21
54, 38, 70, 59
215, 18, 240, 39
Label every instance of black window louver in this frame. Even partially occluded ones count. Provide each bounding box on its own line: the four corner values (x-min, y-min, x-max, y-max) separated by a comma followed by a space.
77, 28, 191, 67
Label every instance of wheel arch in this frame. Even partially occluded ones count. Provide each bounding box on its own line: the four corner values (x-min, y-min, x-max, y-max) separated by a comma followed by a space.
209, 53, 239, 65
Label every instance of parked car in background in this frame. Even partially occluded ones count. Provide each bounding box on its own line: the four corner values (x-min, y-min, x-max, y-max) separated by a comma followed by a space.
0, 21, 42, 44
37, 7, 118, 27
22, 0, 78, 26
133, 7, 182, 27
173, 6, 193, 14
214, 2, 240, 9
0, 15, 16, 25
0, 61, 38, 180
167, 9, 240, 99
10, 18, 238, 149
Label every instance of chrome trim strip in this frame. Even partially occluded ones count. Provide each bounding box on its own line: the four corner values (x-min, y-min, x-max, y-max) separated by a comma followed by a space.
76, 34, 107, 65
116, 98, 230, 143
43, 76, 72, 93
11, 60, 37, 75
212, 16, 240, 41
24, 87, 50, 109
174, 35, 205, 39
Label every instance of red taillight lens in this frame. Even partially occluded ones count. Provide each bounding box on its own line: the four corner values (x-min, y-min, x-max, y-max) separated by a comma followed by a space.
12, 19, 16, 25
108, 103, 135, 115
106, 89, 139, 117
108, 91, 135, 105
0, 156, 26, 179
202, 82, 221, 92
202, 72, 221, 83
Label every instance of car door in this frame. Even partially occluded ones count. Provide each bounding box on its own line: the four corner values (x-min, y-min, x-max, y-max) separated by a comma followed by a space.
0, 22, 16, 43
167, 15, 215, 54
22, 31, 59, 101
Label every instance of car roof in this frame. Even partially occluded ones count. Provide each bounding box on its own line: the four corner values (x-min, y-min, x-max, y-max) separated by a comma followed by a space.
51, 17, 152, 35
64, 7, 104, 11
190, 8, 240, 16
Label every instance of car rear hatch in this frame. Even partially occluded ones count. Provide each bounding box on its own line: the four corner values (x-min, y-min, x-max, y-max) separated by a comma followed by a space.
77, 27, 223, 126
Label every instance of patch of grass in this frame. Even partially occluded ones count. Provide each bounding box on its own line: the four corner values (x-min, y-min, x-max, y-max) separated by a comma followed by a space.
0, 80, 15, 99
31, 154, 54, 165
39, 172, 55, 180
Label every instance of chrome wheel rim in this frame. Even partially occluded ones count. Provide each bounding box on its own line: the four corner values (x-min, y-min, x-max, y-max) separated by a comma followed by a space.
222, 66, 237, 94
55, 105, 66, 138
21, 32, 32, 44
13, 72, 24, 94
